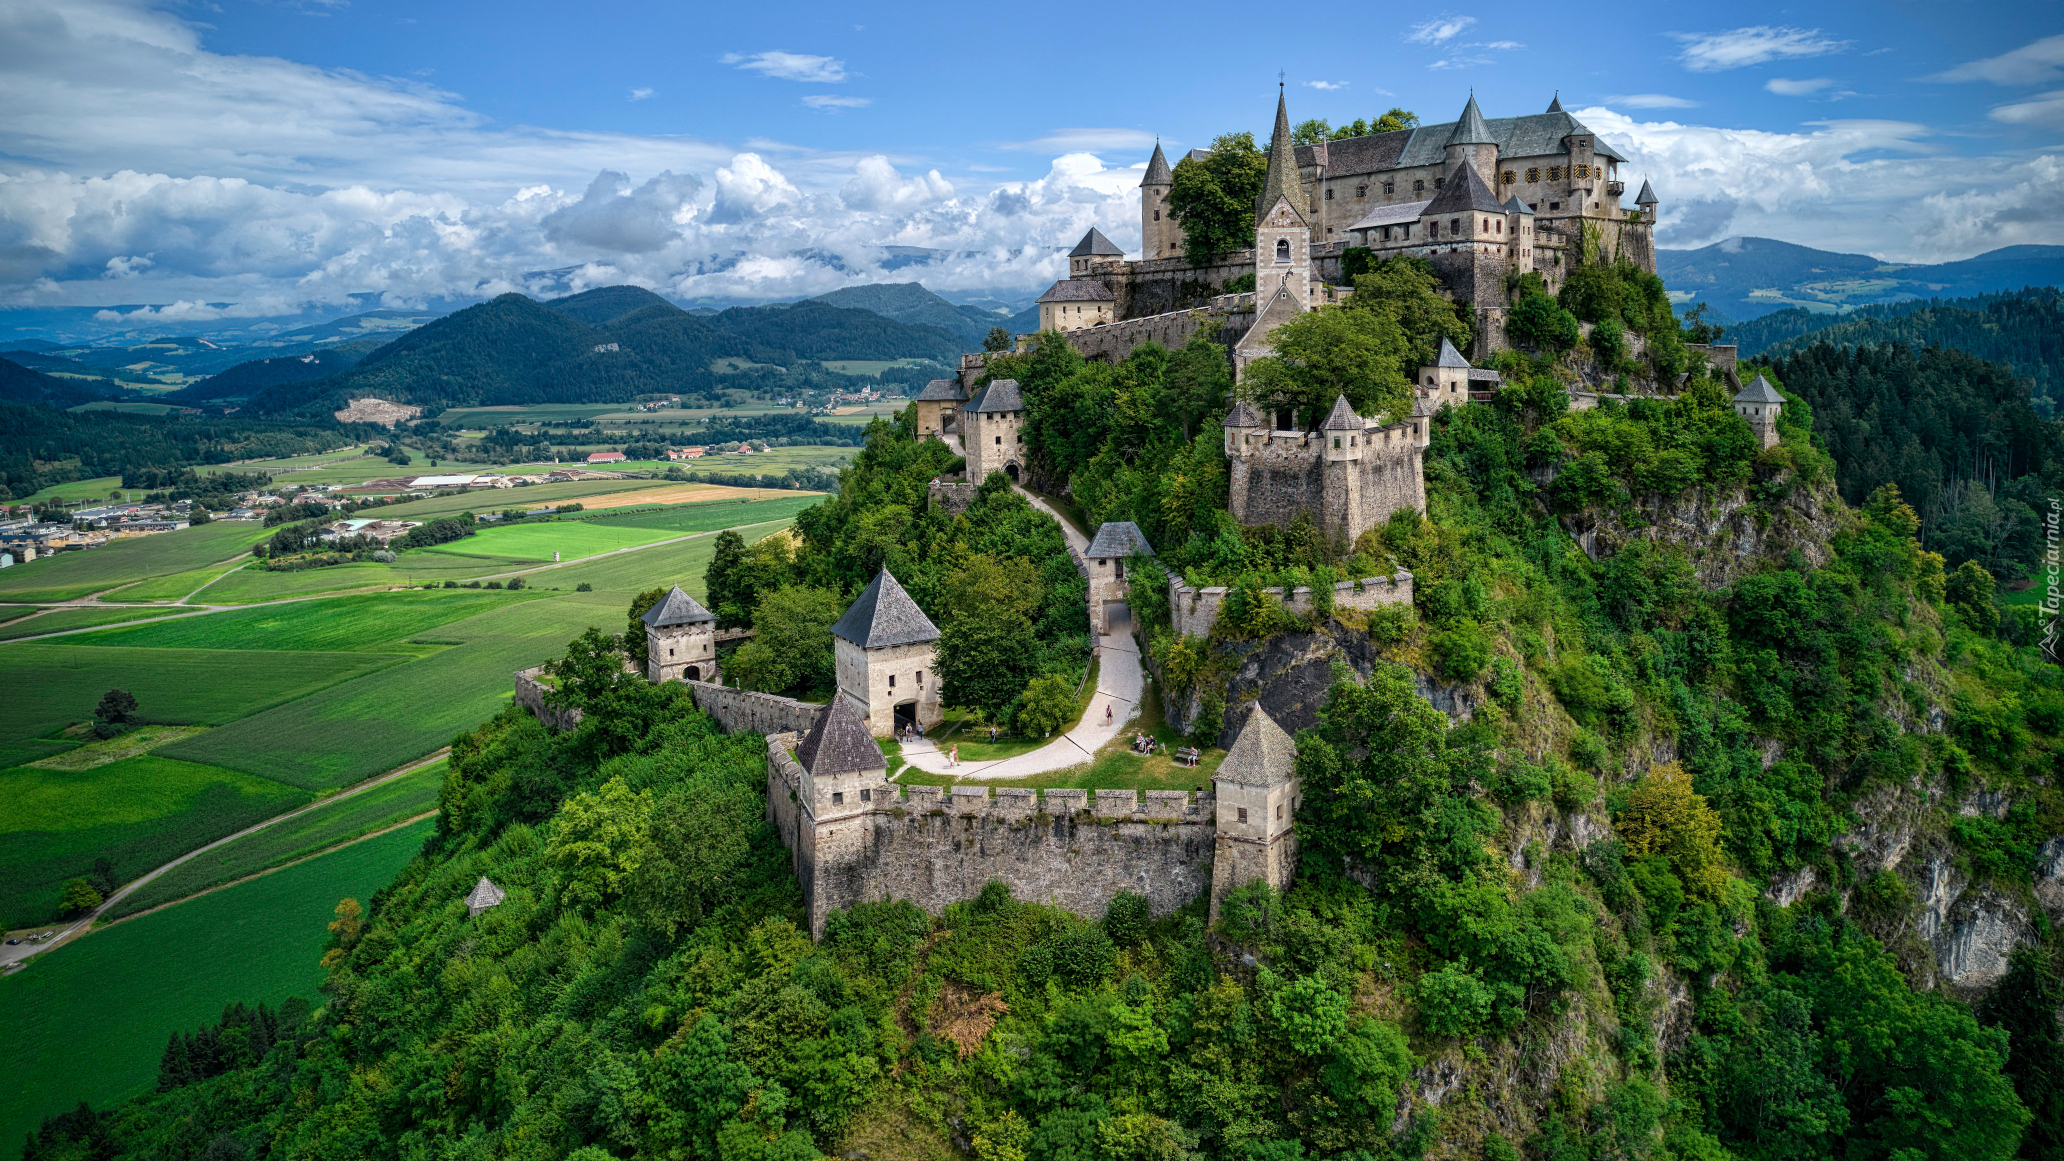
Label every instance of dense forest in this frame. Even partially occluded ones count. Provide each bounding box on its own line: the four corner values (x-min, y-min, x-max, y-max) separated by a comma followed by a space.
0, 399, 366, 502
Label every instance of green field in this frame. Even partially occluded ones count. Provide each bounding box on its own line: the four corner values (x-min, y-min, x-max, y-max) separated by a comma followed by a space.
0, 606, 189, 640
0, 755, 309, 928
575, 494, 820, 533
64, 590, 528, 653
102, 560, 253, 601
0, 522, 273, 602
368, 478, 671, 521
681, 446, 856, 470
11, 476, 128, 506
415, 520, 677, 563
0, 818, 435, 1149
106, 761, 444, 920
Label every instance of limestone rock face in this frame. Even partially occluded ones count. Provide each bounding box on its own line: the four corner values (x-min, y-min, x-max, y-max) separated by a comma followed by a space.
1563, 470, 1845, 590
1935, 885, 2030, 992
2035, 836, 2064, 926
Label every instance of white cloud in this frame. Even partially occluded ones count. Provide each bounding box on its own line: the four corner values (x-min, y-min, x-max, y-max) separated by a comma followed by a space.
540, 170, 700, 253
1428, 56, 1492, 71
1407, 15, 1476, 44
719, 51, 848, 83
1606, 93, 1700, 109
1765, 77, 1835, 97
1471, 40, 1522, 50
628, 87, 653, 101
1305, 81, 1347, 91
1672, 26, 1849, 73
706, 154, 801, 224
1927, 33, 2064, 86
1000, 128, 1156, 154
102, 254, 152, 278
1989, 89, 2064, 131
840, 156, 952, 213
802, 95, 871, 111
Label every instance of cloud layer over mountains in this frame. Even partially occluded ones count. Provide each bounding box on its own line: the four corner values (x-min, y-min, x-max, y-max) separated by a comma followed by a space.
1, 0, 2060, 321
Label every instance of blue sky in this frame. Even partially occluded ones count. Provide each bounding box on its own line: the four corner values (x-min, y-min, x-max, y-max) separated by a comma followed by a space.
2, 0, 2060, 323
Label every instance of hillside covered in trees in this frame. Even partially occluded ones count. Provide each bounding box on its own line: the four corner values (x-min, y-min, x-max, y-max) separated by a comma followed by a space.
0, 399, 368, 502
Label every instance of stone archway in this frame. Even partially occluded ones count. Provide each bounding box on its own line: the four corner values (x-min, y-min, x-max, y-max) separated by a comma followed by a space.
685, 665, 701, 681
893, 701, 918, 734
1005, 463, 1020, 483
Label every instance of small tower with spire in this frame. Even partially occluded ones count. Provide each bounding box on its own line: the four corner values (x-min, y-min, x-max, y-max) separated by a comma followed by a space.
1635, 178, 1658, 224
1253, 84, 1312, 312
1140, 141, 1184, 260
1443, 92, 1499, 189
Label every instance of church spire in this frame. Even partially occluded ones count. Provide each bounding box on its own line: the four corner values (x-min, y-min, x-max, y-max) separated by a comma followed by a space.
1547, 90, 1564, 113
1141, 139, 1173, 187
1257, 84, 1305, 223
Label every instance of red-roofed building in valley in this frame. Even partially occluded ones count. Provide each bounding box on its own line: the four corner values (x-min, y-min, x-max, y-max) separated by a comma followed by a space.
667, 447, 705, 460
586, 451, 626, 464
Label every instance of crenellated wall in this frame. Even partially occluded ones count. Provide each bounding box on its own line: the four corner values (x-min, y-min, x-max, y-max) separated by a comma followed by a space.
687, 681, 824, 737
1167, 573, 1414, 639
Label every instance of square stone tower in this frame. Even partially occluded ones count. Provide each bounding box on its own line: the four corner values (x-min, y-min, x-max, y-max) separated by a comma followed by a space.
914, 378, 966, 439
1734, 373, 1784, 450
1254, 88, 1312, 313
1084, 521, 1154, 634
831, 568, 943, 737
1036, 279, 1116, 332
642, 585, 719, 684
1211, 704, 1299, 920
1139, 142, 1183, 259
960, 378, 1027, 484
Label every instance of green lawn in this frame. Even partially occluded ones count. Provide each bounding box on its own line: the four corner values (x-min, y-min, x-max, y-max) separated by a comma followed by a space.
0, 755, 309, 928
0, 523, 273, 602
105, 762, 444, 920
102, 560, 253, 601
684, 447, 856, 471
0, 606, 191, 641
537, 517, 792, 599
0, 643, 404, 768
63, 590, 529, 653
0, 818, 434, 1149
370, 479, 672, 522
415, 520, 678, 563
577, 494, 820, 533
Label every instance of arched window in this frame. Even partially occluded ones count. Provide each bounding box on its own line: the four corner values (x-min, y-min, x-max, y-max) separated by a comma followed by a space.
1275, 238, 1290, 264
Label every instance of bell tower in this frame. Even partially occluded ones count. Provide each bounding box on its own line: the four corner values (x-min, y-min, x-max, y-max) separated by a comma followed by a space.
1140, 140, 1182, 260
1254, 84, 1310, 312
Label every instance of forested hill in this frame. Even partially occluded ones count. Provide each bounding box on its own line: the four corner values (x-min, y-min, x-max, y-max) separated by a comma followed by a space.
1727, 288, 2064, 416
0, 401, 368, 501
224, 289, 969, 415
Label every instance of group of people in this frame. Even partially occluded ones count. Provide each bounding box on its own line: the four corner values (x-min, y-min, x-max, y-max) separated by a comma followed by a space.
1129, 733, 1161, 755
904, 721, 961, 767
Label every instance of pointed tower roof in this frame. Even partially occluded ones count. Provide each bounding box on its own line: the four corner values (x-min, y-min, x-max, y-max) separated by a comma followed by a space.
1435, 336, 1472, 368
641, 585, 716, 627
830, 569, 939, 648
1141, 141, 1173, 187
1635, 178, 1658, 206
1085, 521, 1155, 558
1219, 704, 1296, 786
1445, 93, 1495, 146
1422, 158, 1508, 215
1068, 227, 1126, 258
1734, 374, 1784, 405
1502, 195, 1531, 214
1256, 87, 1306, 224
465, 877, 506, 917
1224, 399, 1264, 429
796, 696, 887, 777
1320, 395, 1362, 430
1546, 91, 1564, 113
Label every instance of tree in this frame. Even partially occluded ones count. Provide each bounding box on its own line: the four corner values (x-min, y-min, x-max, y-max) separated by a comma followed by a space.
1615, 762, 1728, 898
1239, 303, 1413, 427
1508, 287, 1581, 353
625, 587, 667, 668
729, 585, 842, 695
984, 326, 1014, 353
1944, 560, 1999, 634
319, 897, 362, 968
704, 531, 748, 627
547, 776, 653, 911
95, 688, 137, 727
1016, 673, 1076, 736
59, 877, 102, 916
1168, 132, 1269, 266
935, 555, 1045, 720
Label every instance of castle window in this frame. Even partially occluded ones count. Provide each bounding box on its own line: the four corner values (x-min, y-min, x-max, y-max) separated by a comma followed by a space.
1384, 181, 1395, 194
1549, 202, 1561, 211
1275, 238, 1290, 263
889, 674, 895, 688
1355, 185, 1366, 197
1153, 209, 1160, 220
1333, 437, 1340, 449
917, 670, 924, 685
1237, 807, 1248, 823
1324, 188, 1333, 200
1428, 220, 1438, 236
1527, 167, 1540, 182
861, 789, 872, 801
832, 792, 844, 804
1502, 170, 1516, 184
1434, 177, 1445, 189
1412, 179, 1424, 193
1496, 219, 1503, 233
995, 435, 1002, 445
1451, 218, 1461, 234
1549, 166, 1563, 181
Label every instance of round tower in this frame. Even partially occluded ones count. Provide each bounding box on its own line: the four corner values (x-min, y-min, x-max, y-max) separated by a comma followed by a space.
1443, 93, 1499, 189
1140, 141, 1182, 259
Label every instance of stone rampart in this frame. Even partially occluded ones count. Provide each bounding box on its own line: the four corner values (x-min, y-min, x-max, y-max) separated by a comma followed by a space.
1167, 573, 1413, 638
688, 681, 824, 737
513, 665, 582, 731
1062, 303, 1255, 365
928, 479, 977, 517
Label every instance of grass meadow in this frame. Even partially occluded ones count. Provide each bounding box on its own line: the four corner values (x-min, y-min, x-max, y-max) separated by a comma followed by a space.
578, 493, 820, 533
107, 761, 444, 920
0, 605, 191, 640
413, 519, 678, 563
0, 522, 273, 602
0, 818, 435, 1149
0, 755, 309, 928
65, 589, 527, 653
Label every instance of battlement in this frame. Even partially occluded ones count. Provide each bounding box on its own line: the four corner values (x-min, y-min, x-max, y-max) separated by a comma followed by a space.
1168, 573, 1414, 638
687, 680, 822, 736
803, 779, 1215, 824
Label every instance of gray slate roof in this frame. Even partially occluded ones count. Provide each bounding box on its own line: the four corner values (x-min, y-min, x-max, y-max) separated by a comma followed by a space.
1221, 704, 1295, 786
1445, 94, 1495, 146
465, 877, 506, 917
1037, 279, 1115, 303
1345, 198, 1433, 231
1184, 148, 1213, 163
1068, 228, 1125, 258
916, 378, 966, 402
1735, 374, 1785, 404
1085, 521, 1154, 559
1141, 141, 1173, 186
1635, 178, 1658, 205
965, 378, 1026, 413
1422, 160, 1509, 215
1321, 395, 1362, 430
1503, 195, 1532, 214
796, 696, 886, 777
1546, 92, 1564, 113
1224, 399, 1264, 428
642, 585, 715, 627
1294, 107, 1625, 175
1435, 336, 1471, 368
1257, 89, 1307, 223
830, 569, 939, 648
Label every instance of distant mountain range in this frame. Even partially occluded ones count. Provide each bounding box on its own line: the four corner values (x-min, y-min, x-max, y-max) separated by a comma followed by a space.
809, 282, 1037, 346
1657, 237, 2064, 322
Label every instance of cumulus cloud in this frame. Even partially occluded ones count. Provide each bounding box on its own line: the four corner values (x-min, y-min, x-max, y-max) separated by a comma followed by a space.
840, 157, 952, 213
628, 87, 653, 101
1927, 33, 2064, 86
1305, 81, 1347, 91
1407, 16, 1475, 44
540, 170, 700, 253
719, 51, 848, 83
706, 154, 803, 224
1672, 26, 1849, 72
803, 95, 871, 111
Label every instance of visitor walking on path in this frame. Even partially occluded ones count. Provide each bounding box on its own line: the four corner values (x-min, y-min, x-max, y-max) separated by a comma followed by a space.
949, 744, 958, 767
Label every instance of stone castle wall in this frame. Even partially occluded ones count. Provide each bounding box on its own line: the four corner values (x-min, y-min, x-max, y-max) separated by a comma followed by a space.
686, 681, 823, 736
1228, 425, 1427, 542
1063, 303, 1255, 364
1167, 573, 1414, 639
512, 666, 582, 732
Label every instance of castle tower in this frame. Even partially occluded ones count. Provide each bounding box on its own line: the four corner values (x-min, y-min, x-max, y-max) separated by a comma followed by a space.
1443, 92, 1499, 189
1222, 398, 1264, 525
960, 378, 1027, 482
1733, 374, 1784, 450
1211, 704, 1299, 920
1084, 521, 1154, 635
914, 378, 967, 439
1140, 141, 1184, 259
1036, 279, 1116, 332
1254, 86, 1311, 312
1320, 395, 1366, 543
1068, 226, 1126, 277
1635, 178, 1658, 224
642, 585, 719, 684
1421, 336, 1472, 406
831, 568, 943, 737
791, 695, 890, 935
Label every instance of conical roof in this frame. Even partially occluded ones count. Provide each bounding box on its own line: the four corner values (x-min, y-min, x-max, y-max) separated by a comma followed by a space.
1086, 521, 1155, 558
1734, 374, 1784, 404
1224, 399, 1264, 428
1320, 395, 1361, 430
1445, 93, 1495, 146
830, 569, 939, 648
1256, 88, 1306, 224
641, 585, 715, 627
465, 877, 506, 916
1546, 91, 1563, 113
796, 696, 886, 777
1068, 227, 1126, 258
1422, 158, 1508, 215
1219, 704, 1295, 786
1635, 178, 1658, 205
1435, 336, 1471, 368
1141, 141, 1173, 187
